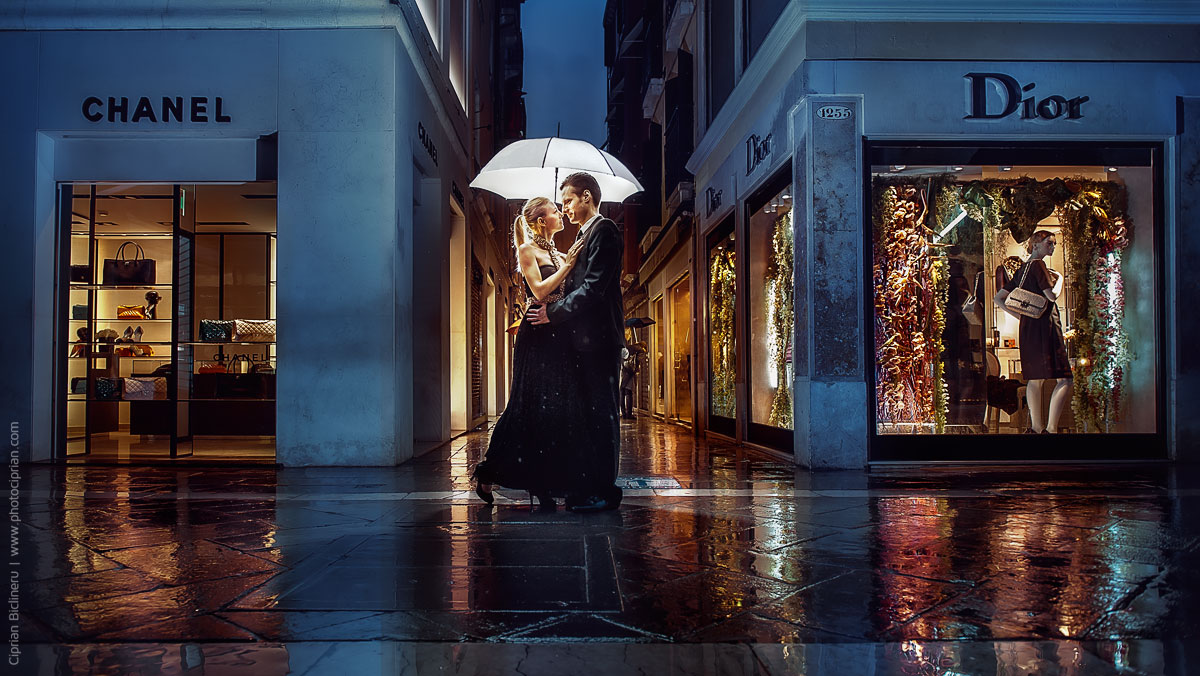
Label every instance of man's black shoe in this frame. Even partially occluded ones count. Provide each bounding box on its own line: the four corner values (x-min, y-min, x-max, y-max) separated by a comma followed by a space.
568, 496, 609, 513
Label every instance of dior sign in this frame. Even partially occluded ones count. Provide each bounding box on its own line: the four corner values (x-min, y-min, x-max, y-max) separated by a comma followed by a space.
964, 73, 1089, 121
746, 132, 772, 176
706, 187, 723, 218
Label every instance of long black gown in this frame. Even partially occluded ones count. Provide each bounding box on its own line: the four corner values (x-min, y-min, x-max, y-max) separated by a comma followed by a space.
473, 264, 590, 495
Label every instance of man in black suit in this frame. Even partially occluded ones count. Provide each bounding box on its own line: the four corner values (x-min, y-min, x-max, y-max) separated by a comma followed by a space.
526, 172, 624, 512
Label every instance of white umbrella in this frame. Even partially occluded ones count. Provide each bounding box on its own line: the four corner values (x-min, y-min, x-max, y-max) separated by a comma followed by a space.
469, 137, 644, 203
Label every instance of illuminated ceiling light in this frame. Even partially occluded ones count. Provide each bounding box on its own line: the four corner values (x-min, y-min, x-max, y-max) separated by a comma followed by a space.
780, 193, 791, 200
890, 165, 906, 172
953, 166, 964, 172
1107, 167, 1118, 172
999, 165, 1012, 171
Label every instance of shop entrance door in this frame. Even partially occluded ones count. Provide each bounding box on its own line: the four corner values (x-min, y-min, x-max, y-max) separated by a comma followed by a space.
55, 182, 277, 463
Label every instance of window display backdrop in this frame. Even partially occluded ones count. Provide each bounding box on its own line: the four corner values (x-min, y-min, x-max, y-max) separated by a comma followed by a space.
868, 149, 1160, 455
707, 219, 737, 436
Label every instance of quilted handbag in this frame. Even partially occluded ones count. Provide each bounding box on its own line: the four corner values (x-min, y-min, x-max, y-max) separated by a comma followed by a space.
117, 304, 148, 319
198, 362, 227, 374
72, 304, 89, 320
123, 377, 167, 401
70, 265, 91, 283
1004, 262, 1049, 319
94, 377, 122, 400
233, 319, 276, 343
199, 319, 234, 342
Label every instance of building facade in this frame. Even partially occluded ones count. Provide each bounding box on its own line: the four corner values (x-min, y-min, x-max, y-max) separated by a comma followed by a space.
605, 0, 698, 429
1, 0, 525, 466
661, 1, 1200, 466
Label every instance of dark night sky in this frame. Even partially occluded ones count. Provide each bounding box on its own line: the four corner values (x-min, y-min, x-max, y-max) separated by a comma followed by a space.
521, 0, 608, 146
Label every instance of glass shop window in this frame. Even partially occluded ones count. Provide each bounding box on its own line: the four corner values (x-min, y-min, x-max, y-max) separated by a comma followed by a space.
707, 218, 737, 436
670, 274, 692, 423
745, 171, 795, 451
869, 155, 1158, 439
654, 295, 666, 416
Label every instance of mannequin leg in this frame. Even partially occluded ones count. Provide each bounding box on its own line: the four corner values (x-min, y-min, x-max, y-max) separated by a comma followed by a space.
1025, 379, 1046, 432
1046, 378, 1073, 433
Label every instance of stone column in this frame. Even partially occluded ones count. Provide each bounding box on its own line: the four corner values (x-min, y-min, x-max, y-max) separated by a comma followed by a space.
276, 29, 405, 466
790, 95, 868, 469
1176, 97, 1200, 460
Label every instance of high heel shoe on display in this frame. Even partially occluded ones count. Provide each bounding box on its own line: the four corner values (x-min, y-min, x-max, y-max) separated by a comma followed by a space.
117, 326, 134, 343
132, 326, 144, 342
475, 482, 494, 505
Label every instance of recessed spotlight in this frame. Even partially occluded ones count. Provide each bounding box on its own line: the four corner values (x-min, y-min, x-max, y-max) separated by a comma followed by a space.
953, 166, 964, 172
999, 166, 1012, 172
1107, 167, 1118, 172
890, 165, 907, 172
780, 193, 791, 200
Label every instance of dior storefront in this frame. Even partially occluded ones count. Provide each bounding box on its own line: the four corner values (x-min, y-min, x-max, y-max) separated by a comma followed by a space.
1, 12, 488, 465
691, 56, 1200, 467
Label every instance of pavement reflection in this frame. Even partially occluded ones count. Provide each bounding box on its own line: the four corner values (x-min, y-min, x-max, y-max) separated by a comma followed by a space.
17, 418, 1199, 674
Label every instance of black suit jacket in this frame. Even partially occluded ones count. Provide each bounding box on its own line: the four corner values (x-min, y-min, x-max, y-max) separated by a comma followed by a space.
546, 217, 624, 353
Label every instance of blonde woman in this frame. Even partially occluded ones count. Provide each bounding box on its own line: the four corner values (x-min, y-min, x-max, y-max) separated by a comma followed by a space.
472, 196, 584, 510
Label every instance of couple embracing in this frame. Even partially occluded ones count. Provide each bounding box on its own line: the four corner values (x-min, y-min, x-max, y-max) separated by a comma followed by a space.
472, 172, 624, 513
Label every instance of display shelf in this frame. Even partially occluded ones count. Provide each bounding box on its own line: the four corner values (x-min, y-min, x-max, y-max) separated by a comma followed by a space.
80, 399, 170, 403
71, 319, 172, 323
90, 233, 174, 239
69, 355, 171, 360
184, 341, 276, 346
88, 341, 173, 345
70, 284, 173, 290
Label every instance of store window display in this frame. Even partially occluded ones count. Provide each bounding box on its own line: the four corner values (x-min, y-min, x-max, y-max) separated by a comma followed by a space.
670, 275, 692, 423
59, 182, 277, 461
747, 184, 794, 435
707, 225, 737, 428
869, 158, 1156, 437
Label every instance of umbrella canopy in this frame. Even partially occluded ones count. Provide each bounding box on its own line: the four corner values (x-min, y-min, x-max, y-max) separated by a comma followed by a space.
469, 137, 644, 203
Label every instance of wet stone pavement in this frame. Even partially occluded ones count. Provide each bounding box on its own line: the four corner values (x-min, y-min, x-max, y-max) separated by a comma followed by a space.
14, 416, 1200, 674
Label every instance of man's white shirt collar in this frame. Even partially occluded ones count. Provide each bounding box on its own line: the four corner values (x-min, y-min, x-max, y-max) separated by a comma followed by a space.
579, 212, 602, 235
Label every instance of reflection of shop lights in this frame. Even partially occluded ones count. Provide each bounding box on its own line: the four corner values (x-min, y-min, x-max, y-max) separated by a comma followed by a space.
1079, 357, 1089, 366
889, 165, 906, 172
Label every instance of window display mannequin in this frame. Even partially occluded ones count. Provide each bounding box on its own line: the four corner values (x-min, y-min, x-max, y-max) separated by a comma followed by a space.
993, 230, 1072, 433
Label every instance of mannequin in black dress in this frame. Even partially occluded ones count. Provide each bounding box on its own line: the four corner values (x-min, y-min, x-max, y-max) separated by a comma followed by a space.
994, 230, 1072, 433
472, 196, 584, 509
